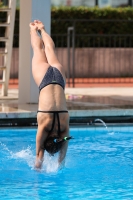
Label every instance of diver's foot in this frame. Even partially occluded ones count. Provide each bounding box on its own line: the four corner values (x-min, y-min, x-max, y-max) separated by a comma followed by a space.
29, 22, 38, 31
34, 20, 45, 34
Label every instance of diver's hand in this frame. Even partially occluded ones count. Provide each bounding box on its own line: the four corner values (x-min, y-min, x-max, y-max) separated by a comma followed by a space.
34, 158, 43, 170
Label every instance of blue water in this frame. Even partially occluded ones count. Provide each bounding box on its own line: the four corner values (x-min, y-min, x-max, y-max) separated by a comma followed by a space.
0, 126, 133, 199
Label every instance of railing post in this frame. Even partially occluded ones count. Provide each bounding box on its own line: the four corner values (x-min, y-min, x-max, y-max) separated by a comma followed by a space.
67, 26, 75, 87
96, 0, 98, 6
72, 25, 75, 88
129, 0, 132, 6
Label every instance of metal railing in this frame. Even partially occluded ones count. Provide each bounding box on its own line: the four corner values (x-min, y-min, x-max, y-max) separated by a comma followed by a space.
67, 27, 75, 87
52, 19, 133, 86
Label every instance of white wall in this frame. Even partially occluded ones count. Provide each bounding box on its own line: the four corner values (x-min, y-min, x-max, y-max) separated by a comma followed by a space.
19, 0, 51, 103
98, 0, 112, 8
112, 0, 128, 7
51, 0, 95, 6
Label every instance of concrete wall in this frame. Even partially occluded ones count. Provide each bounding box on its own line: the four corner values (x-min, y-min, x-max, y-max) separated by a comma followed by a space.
1, 47, 133, 78
56, 47, 133, 77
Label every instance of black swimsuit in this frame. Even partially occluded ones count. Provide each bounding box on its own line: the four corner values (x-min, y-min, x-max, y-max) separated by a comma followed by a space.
39, 66, 65, 91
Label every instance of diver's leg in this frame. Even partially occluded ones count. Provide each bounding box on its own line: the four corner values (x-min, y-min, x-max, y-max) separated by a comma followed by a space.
34, 20, 66, 80
29, 22, 50, 86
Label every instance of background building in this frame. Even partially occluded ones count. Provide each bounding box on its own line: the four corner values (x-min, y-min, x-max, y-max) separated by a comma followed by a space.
1, 0, 20, 7
1, 0, 132, 8
51, 0, 132, 7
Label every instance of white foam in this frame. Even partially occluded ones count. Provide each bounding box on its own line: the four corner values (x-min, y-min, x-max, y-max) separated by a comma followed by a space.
0, 141, 14, 157
108, 131, 115, 135
11, 147, 61, 173
0, 141, 62, 173
11, 146, 34, 168
42, 152, 59, 173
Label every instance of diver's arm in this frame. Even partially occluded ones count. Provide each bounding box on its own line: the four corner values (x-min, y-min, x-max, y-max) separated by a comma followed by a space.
58, 120, 70, 166
35, 149, 44, 169
58, 140, 68, 166
35, 125, 48, 169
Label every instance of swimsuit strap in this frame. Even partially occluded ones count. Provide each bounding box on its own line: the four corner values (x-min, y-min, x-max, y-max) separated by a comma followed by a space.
56, 112, 61, 135
37, 110, 68, 113
37, 110, 68, 135
48, 113, 61, 135
49, 112, 56, 133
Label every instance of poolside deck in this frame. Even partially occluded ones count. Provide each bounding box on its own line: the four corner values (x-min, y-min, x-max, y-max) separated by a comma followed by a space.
0, 87, 133, 126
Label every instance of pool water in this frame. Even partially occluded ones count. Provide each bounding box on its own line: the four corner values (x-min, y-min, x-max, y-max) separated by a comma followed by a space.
0, 126, 133, 199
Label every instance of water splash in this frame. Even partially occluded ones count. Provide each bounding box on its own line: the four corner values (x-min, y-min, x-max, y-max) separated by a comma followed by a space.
0, 141, 14, 157
108, 131, 115, 135
94, 118, 108, 129
0, 141, 60, 173
42, 152, 60, 173
94, 118, 115, 135
12, 146, 35, 168
12, 149, 60, 173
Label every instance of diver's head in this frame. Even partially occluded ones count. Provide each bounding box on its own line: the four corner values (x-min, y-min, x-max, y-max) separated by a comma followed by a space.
44, 136, 73, 156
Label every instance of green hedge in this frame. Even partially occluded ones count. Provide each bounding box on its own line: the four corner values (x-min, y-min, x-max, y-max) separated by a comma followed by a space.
51, 7, 133, 47
1, 6, 133, 47
51, 6, 133, 34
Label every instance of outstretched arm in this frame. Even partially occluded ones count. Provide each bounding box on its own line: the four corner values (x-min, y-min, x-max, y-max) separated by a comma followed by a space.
35, 123, 48, 169
58, 125, 70, 167
58, 141, 68, 167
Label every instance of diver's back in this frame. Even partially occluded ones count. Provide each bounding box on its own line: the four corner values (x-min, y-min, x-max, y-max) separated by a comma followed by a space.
38, 84, 67, 111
